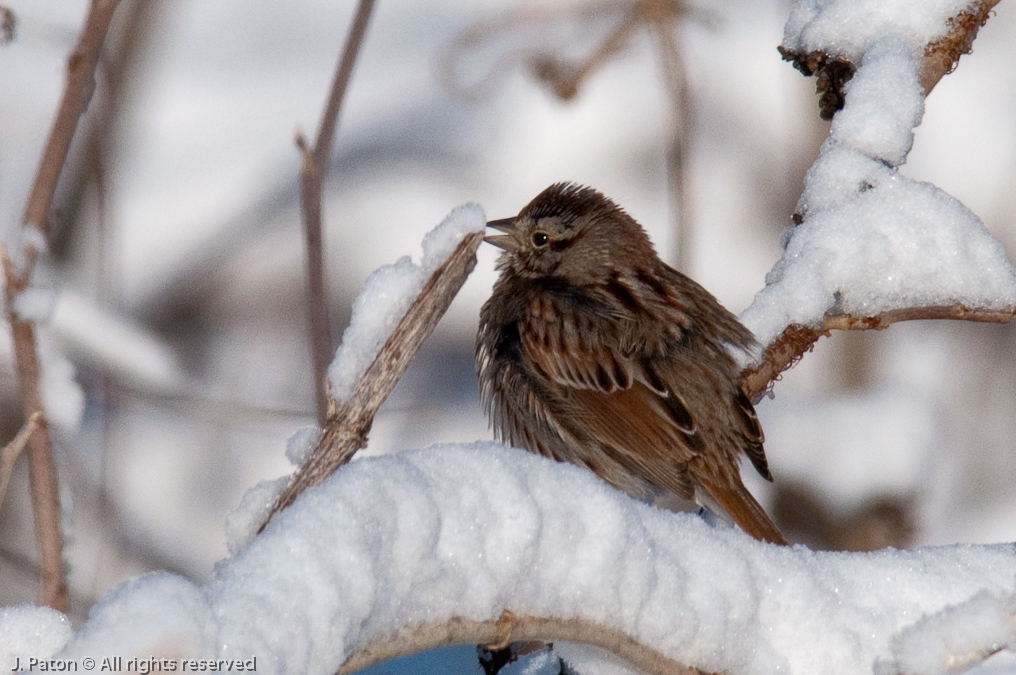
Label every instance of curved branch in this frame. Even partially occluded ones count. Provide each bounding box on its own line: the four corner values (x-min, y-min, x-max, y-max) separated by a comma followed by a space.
741, 303, 1016, 401
337, 612, 713, 675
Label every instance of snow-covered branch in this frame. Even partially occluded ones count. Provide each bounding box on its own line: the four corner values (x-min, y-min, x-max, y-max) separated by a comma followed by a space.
44, 444, 1016, 675
740, 0, 1016, 396
262, 206, 485, 529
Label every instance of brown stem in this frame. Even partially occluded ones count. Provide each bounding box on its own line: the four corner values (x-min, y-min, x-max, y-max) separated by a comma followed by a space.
647, 13, 692, 272
741, 303, 1016, 401
5, 0, 124, 614
337, 612, 712, 675
2, 252, 68, 612
919, 0, 1002, 94
299, 0, 377, 425
262, 232, 483, 529
22, 0, 122, 235
0, 412, 43, 508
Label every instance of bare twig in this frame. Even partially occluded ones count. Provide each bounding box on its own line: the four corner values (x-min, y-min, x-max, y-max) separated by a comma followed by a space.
919, 0, 1002, 94
647, 10, 692, 271
3, 249, 68, 612
262, 232, 483, 528
298, 0, 377, 425
4, 0, 124, 614
0, 412, 43, 508
741, 304, 1016, 401
22, 0, 122, 235
337, 612, 712, 675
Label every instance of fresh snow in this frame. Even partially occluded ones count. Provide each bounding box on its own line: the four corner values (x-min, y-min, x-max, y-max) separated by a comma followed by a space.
326, 203, 486, 404
38, 443, 1016, 675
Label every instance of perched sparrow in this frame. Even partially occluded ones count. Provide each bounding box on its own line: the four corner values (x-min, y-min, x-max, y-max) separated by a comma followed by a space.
477, 183, 786, 544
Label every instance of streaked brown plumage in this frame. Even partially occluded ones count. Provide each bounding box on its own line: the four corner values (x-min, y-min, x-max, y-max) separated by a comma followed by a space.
477, 183, 786, 545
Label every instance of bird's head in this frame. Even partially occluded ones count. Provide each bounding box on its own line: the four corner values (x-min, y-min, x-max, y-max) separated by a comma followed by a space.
485, 182, 657, 283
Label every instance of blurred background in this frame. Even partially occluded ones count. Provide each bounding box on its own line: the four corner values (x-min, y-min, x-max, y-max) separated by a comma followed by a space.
1, 0, 1014, 637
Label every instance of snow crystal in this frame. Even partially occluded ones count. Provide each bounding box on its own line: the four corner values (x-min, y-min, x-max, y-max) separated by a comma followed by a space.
830, 39, 923, 166
326, 203, 485, 404
887, 590, 1016, 675
59, 573, 214, 659
782, 0, 975, 60
284, 426, 321, 466
46, 443, 1016, 675
0, 605, 72, 672
223, 475, 290, 555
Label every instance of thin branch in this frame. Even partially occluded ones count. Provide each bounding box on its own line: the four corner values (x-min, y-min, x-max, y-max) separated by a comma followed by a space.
0, 412, 43, 508
919, 0, 1002, 94
647, 11, 692, 272
337, 612, 713, 675
5, 0, 124, 614
741, 304, 1016, 401
3, 250, 67, 613
298, 0, 377, 425
22, 0, 122, 235
261, 232, 484, 529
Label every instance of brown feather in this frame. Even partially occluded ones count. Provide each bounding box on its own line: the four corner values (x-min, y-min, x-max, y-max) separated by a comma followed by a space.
477, 182, 785, 544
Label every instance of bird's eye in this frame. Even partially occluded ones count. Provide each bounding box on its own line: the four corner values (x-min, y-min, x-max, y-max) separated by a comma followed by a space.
531, 231, 549, 248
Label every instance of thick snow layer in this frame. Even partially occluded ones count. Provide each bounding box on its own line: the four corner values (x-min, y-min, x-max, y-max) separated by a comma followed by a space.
326, 204, 486, 404
37, 443, 1016, 675
782, 0, 976, 60
0, 605, 72, 672
741, 145, 1016, 346
743, 4, 1016, 348
888, 591, 1016, 675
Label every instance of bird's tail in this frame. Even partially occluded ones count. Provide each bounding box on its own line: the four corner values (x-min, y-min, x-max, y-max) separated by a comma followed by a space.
696, 474, 787, 545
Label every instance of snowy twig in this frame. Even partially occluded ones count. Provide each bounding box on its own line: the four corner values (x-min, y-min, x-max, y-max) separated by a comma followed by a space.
919, 0, 1002, 94
296, 0, 377, 425
337, 612, 712, 675
780, 0, 1001, 119
741, 304, 1016, 401
2, 249, 67, 612
3, 0, 124, 614
262, 231, 484, 526
0, 412, 43, 509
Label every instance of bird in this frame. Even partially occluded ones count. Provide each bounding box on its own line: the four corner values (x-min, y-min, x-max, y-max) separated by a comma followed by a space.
476, 182, 786, 545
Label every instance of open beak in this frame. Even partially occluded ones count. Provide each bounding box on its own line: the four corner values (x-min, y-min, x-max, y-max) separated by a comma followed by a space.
484, 218, 516, 250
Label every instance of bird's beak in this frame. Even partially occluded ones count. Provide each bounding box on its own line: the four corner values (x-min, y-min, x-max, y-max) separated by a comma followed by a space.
484, 218, 516, 250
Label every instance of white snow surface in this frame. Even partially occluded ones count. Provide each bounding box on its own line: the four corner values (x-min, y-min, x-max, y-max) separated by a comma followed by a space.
326, 203, 486, 404
42, 443, 1016, 675
782, 0, 976, 60
0, 605, 72, 672
742, 5, 1016, 348
888, 590, 1016, 675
